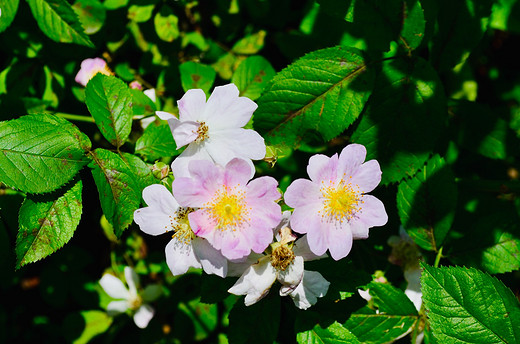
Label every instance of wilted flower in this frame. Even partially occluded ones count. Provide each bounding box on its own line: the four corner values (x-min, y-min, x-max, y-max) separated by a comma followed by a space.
99, 266, 161, 329
173, 158, 282, 260
134, 184, 228, 277
75, 58, 112, 86
157, 83, 265, 177
228, 211, 330, 309
284, 144, 388, 260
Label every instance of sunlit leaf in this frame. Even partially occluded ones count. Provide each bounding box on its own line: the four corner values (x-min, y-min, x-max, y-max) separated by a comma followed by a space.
297, 322, 360, 344
16, 180, 83, 268
85, 74, 133, 148
154, 5, 179, 42
27, 0, 94, 47
135, 119, 178, 161
422, 264, 520, 343
0, 114, 91, 194
255, 46, 375, 148
0, 0, 20, 33
72, 0, 106, 35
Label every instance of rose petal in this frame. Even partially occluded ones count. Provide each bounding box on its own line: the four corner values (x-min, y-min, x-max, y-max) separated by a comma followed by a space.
124, 266, 139, 297
156, 111, 176, 121
133, 304, 155, 329
177, 88, 207, 121
170, 119, 200, 148
100, 274, 130, 300
277, 255, 304, 294
205, 85, 257, 129
327, 224, 353, 260
134, 184, 179, 236
165, 237, 202, 276
192, 237, 228, 277
170, 142, 213, 178
351, 160, 382, 193
224, 158, 255, 186
292, 235, 327, 261
289, 203, 323, 235
307, 153, 337, 183
338, 144, 367, 177
228, 258, 277, 306
284, 179, 321, 208
357, 195, 388, 227
207, 128, 266, 163
286, 270, 330, 310
106, 300, 130, 315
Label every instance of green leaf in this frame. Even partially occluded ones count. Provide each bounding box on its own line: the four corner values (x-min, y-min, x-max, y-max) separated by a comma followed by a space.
135, 119, 178, 161
228, 292, 280, 344
399, 0, 426, 51
130, 89, 156, 116
179, 61, 216, 95
351, 57, 447, 184
88, 149, 145, 237
62, 310, 113, 344
16, 180, 83, 268
103, 0, 127, 10
0, 0, 20, 33
490, 0, 520, 34
154, 5, 179, 42
85, 74, 133, 148
429, 0, 494, 71
397, 155, 457, 251
232, 56, 276, 101
232, 30, 266, 55
26, 0, 94, 47
450, 215, 520, 274
254, 46, 375, 148
422, 264, 520, 343
344, 282, 418, 344
127, 0, 156, 22
0, 114, 91, 194
297, 322, 360, 344
72, 0, 106, 35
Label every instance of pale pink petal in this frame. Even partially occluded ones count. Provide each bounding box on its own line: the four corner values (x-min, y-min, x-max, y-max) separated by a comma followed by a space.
192, 237, 228, 277
224, 158, 254, 186
349, 220, 370, 240
134, 184, 179, 236
99, 274, 130, 299
124, 267, 139, 297
203, 84, 255, 126
204, 85, 257, 129
289, 203, 323, 235
307, 154, 337, 183
246, 176, 281, 203
106, 300, 130, 315
246, 218, 276, 254
165, 238, 202, 275
75, 58, 108, 86
178, 88, 207, 121
141, 285, 162, 302
170, 119, 200, 148
227, 253, 264, 277
170, 143, 213, 178
228, 258, 277, 306
156, 111, 176, 121
284, 179, 321, 208
274, 211, 292, 241
305, 221, 329, 257
205, 129, 266, 166
286, 270, 330, 310
338, 144, 367, 177
357, 195, 388, 227
188, 210, 216, 239
351, 160, 382, 193
327, 224, 353, 260
292, 235, 327, 261
133, 304, 155, 329
277, 256, 304, 294
173, 163, 221, 207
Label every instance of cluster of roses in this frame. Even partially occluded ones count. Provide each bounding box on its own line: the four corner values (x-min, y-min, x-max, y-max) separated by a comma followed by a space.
132, 83, 388, 310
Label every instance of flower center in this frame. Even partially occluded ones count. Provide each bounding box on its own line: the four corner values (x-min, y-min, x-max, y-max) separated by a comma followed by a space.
195, 122, 209, 143
129, 294, 142, 310
319, 176, 363, 223
270, 243, 295, 271
171, 207, 196, 245
204, 186, 250, 231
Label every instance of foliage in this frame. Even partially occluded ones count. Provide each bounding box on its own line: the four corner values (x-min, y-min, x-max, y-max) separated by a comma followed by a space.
1, 0, 520, 343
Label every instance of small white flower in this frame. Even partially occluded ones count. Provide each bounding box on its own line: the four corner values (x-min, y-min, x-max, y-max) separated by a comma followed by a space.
228, 211, 330, 310
99, 267, 161, 329
133, 184, 229, 277
157, 83, 266, 178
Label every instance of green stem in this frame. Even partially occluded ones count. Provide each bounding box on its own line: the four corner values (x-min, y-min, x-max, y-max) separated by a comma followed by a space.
434, 246, 443, 268
54, 112, 95, 123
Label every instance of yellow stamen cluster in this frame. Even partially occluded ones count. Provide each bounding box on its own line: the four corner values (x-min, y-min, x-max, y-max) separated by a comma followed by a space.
270, 243, 295, 271
204, 185, 250, 231
195, 122, 209, 142
170, 207, 196, 245
319, 175, 363, 223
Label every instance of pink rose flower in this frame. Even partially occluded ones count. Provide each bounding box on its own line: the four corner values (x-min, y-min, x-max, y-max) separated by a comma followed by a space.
284, 144, 388, 260
173, 158, 282, 260
75, 57, 112, 86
